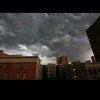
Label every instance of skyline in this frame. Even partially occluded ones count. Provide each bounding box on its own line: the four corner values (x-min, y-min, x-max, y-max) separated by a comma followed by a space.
0, 13, 100, 64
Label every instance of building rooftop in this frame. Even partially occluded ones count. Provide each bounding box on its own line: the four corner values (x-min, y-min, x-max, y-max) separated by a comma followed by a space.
0, 50, 38, 58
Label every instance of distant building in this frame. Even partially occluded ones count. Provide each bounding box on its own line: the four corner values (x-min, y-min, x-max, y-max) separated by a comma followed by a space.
56, 64, 74, 80
73, 63, 89, 80
47, 64, 57, 80
73, 63, 100, 80
71, 60, 81, 65
65, 64, 74, 80
85, 60, 91, 63
41, 65, 48, 80
42, 63, 74, 80
61, 55, 68, 64
42, 64, 57, 80
86, 16, 100, 62
0, 50, 41, 80
56, 55, 68, 65
56, 57, 62, 65
85, 63, 100, 80
56, 64, 66, 80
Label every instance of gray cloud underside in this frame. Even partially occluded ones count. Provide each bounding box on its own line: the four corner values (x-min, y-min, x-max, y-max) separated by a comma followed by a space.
0, 13, 100, 63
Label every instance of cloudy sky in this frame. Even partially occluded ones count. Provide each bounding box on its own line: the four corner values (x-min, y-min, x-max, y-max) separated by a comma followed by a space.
0, 13, 99, 64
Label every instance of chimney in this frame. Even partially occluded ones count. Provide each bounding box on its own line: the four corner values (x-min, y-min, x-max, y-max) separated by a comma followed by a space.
0, 50, 4, 53
91, 56, 96, 63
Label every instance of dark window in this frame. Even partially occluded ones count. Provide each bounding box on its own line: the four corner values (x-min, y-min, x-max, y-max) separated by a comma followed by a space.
98, 68, 100, 74
88, 69, 92, 75
7, 64, 9, 70
98, 19, 100, 24
24, 64, 28, 70
19, 64, 22, 70
0, 64, 1, 70
93, 69, 97, 75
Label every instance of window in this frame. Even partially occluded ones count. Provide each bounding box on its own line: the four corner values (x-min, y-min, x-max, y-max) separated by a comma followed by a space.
23, 72, 26, 80
0, 64, 1, 70
3, 73, 7, 80
19, 64, 22, 70
93, 69, 97, 75
7, 64, 9, 70
17, 72, 20, 80
98, 68, 100, 74
88, 69, 93, 75
24, 64, 28, 70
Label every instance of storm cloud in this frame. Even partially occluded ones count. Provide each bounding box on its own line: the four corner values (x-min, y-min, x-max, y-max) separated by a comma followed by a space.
0, 13, 99, 64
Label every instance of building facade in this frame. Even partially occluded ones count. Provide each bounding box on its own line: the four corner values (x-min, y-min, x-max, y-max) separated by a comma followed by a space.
73, 63, 89, 80
42, 64, 57, 80
85, 63, 100, 80
42, 64, 74, 80
0, 50, 41, 80
56, 64, 74, 80
56, 57, 62, 65
47, 64, 57, 80
42, 65, 48, 80
56, 64, 66, 80
86, 16, 100, 62
65, 64, 74, 80
73, 63, 100, 80
42, 63, 100, 80
56, 55, 68, 65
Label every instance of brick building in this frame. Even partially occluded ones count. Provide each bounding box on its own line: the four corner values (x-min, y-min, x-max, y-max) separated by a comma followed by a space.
56, 55, 68, 65
0, 50, 41, 80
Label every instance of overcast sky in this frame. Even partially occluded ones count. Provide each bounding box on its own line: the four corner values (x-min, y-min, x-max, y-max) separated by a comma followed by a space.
0, 13, 99, 64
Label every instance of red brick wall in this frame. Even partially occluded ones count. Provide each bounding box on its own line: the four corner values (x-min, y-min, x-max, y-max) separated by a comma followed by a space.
0, 62, 37, 80
57, 56, 68, 65
61, 56, 68, 64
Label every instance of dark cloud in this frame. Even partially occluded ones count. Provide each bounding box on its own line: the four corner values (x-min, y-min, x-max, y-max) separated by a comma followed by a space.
0, 13, 100, 63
